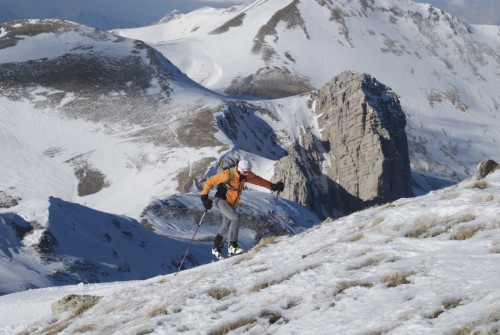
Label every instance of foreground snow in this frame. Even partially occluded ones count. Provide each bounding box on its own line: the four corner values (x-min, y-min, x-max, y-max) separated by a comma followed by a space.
1, 171, 499, 335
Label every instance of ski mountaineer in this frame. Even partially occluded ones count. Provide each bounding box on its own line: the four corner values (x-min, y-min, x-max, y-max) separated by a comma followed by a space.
201, 159, 284, 260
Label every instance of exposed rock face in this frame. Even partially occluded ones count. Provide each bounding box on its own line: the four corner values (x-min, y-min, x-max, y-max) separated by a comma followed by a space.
0, 190, 21, 208
274, 71, 413, 217
225, 67, 314, 99
475, 159, 499, 180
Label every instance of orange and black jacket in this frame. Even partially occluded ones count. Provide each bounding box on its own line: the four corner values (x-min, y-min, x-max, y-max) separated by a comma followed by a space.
202, 167, 272, 207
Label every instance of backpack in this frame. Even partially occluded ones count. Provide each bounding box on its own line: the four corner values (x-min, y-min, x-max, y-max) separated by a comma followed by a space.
195, 156, 239, 193
218, 157, 239, 188
215, 157, 239, 199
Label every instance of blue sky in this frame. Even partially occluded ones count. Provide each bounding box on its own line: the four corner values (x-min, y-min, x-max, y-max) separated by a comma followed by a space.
0, 0, 498, 30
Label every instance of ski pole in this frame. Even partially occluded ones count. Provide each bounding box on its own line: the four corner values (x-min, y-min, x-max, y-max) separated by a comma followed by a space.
268, 191, 280, 227
177, 210, 207, 273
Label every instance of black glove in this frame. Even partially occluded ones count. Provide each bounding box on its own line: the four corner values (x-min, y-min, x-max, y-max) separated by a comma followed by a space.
201, 194, 213, 210
270, 181, 284, 192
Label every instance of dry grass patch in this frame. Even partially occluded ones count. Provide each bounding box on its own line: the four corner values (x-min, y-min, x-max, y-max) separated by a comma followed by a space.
249, 265, 319, 293
381, 272, 414, 287
70, 299, 102, 318
406, 213, 477, 238
209, 317, 257, 335
40, 320, 69, 335
405, 216, 440, 238
232, 253, 252, 265
440, 189, 461, 200
449, 304, 500, 334
33, 294, 103, 335
207, 287, 235, 300
250, 281, 271, 292
442, 298, 462, 310
136, 329, 155, 335
334, 281, 374, 296
51, 294, 102, 316
454, 214, 476, 224
485, 194, 495, 201
301, 245, 325, 259
74, 324, 96, 333
353, 247, 373, 257
346, 234, 364, 242
156, 277, 168, 284
346, 255, 384, 271
427, 309, 444, 319
260, 310, 287, 324
405, 227, 428, 238
449, 321, 491, 335
471, 180, 488, 189
450, 225, 484, 240
372, 217, 385, 227
147, 306, 169, 318
304, 264, 321, 271
252, 236, 279, 252
427, 298, 463, 320
285, 298, 301, 309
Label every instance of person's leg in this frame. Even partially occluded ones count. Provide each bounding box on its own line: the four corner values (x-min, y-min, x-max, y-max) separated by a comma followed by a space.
211, 200, 233, 259
216, 199, 244, 255
216, 199, 240, 242
213, 232, 224, 250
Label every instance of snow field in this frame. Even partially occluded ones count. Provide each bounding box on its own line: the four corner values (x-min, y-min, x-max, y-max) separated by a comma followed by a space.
2, 170, 499, 334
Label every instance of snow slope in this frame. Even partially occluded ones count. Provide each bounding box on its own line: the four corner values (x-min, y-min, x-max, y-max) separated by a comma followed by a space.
0, 186, 319, 296
1, 170, 499, 334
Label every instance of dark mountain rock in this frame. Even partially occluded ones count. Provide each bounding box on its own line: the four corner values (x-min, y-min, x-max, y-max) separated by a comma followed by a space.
475, 159, 499, 180
225, 67, 314, 99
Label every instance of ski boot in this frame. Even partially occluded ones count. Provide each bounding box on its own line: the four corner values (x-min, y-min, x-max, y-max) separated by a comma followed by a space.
228, 241, 244, 256
212, 247, 225, 260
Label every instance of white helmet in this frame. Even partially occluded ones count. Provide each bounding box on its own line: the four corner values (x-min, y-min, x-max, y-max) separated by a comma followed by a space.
238, 159, 252, 172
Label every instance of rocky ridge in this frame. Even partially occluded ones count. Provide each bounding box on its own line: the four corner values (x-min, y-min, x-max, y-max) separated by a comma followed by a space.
274, 71, 413, 217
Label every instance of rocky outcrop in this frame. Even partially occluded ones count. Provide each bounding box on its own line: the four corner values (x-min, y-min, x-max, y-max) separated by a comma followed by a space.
475, 159, 499, 180
274, 71, 413, 217
0, 190, 21, 208
225, 67, 314, 99
51, 294, 102, 315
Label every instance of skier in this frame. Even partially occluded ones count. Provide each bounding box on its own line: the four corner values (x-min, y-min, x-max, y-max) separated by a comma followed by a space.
201, 159, 284, 259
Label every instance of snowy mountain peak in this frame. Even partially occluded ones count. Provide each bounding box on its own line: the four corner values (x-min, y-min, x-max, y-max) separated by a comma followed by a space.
154, 10, 182, 25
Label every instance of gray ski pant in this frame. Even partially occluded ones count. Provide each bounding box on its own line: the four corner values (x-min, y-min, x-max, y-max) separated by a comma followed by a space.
215, 199, 240, 245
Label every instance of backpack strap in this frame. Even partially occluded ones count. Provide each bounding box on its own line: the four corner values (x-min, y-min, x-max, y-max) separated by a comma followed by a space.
221, 166, 237, 190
